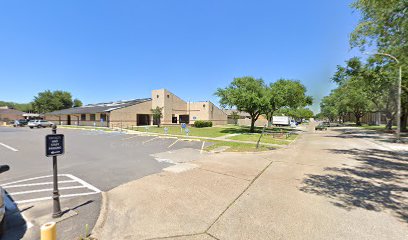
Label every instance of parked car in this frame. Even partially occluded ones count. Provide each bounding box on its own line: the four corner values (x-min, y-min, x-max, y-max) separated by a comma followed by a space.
315, 124, 327, 131
38, 120, 54, 128
28, 120, 54, 128
13, 119, 28, 127
0, 165, 10, 235
27, 120, 39, 128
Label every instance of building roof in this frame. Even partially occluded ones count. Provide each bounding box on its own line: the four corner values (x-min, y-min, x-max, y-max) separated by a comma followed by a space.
0, 108, 25, 115
46, 98, 152, 115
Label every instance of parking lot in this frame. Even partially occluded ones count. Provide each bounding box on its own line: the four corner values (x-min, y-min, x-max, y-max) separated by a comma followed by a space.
0, 126, 207, 239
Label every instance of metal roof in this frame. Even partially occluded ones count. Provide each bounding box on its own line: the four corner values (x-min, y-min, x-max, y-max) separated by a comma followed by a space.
46, 98, 152, 115
0, 108, 25, 115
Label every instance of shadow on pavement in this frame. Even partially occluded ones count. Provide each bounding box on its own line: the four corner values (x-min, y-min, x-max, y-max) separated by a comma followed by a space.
299, 148, 408, 223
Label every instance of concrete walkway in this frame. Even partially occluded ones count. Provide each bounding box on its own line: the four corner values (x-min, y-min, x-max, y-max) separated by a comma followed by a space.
93, 124, 408, 239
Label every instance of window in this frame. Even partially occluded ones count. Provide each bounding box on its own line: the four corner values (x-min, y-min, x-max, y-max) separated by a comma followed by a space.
157, 95, 159, 98
81, 114, 86, 121
100, 113, 107, 122
90, 114, 96, 121
167, 94, 170, 98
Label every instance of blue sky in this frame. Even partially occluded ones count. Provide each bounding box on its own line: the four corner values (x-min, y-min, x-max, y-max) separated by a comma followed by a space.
0, 0, 362, 113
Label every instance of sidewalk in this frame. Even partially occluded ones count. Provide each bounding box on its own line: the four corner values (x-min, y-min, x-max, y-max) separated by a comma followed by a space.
93, 125, 408, 240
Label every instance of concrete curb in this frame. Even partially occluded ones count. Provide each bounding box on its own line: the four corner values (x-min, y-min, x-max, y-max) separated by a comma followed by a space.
91, 191, 108, 239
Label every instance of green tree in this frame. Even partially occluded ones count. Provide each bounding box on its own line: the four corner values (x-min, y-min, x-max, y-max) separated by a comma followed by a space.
151, 106, 163, 127
334, 57, 397, 129
350, 0, 408, 129
0, 101, 33, 112
215, 77, 269, 132
320, 94, 338, 122
73, 99, 83, 107
275, 107, 314, 121
265, 79, 313, 123
32, 90, 78, 113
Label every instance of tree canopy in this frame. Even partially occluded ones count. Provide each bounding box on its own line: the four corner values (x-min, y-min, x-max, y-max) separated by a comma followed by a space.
216, 76, 312, 132
0, 101, 33, 112
320, 0, 407, 129
32, 90, 81, 113
215, 77, 269, 132
266, 79, 313, 122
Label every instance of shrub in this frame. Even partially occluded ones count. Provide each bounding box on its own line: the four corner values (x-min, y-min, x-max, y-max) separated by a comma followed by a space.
194, 120, 213, 128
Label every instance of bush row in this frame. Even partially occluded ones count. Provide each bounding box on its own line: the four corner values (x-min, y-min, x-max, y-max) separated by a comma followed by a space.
193, 120, 213, 128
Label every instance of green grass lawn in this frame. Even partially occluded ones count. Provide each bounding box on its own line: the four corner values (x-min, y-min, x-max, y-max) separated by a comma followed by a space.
129, 125, 294, 138
228, 133, 297, 145
205, 140, 274, 152
130, 125, 244, 137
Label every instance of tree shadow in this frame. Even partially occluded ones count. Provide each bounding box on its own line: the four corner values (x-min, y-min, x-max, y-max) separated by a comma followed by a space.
299, 148, 408, 223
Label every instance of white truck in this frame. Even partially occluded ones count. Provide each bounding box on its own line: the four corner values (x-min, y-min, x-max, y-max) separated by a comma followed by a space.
272, 116, 296, 127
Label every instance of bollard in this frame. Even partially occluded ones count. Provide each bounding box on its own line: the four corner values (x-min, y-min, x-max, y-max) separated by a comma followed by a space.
41, 222, 56, 240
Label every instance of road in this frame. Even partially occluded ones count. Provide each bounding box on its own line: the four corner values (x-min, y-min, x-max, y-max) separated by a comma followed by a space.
0, 126, 204, 239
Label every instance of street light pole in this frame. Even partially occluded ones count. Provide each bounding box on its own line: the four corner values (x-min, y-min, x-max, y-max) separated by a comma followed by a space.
365, 52, 402, 143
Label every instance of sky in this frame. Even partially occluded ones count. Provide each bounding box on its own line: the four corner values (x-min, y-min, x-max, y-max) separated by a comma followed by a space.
0, 0, 363, 113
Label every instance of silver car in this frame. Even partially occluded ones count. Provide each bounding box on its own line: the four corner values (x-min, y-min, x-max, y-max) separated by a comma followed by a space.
0, 165, 10, 234
28, 120, 54, 128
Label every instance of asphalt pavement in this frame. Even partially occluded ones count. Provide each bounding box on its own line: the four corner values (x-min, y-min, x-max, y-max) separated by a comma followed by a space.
0, 126, 204, 239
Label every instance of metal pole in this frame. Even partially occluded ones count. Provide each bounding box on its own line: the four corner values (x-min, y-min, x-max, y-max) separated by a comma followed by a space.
396, 65, 402, 142
256, 124, 267, 149
51, 125, 62, 218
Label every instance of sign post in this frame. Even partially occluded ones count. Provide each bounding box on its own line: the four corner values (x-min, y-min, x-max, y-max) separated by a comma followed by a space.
46, 125, 64, 218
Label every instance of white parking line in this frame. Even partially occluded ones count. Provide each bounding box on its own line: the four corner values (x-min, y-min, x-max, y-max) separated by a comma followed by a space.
5, 180, 76, 188
3, 174, 102, 204
8, 186, 86, 196
66, 174, 101, 193
0, 142, 18, 152
168, 139, 179, 148
143, 136, 159, 144
2, 175, 54, 186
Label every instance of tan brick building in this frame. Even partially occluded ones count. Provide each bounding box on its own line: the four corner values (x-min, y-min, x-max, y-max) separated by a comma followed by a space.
0, 107, 25, 122
45, 89, 227, 128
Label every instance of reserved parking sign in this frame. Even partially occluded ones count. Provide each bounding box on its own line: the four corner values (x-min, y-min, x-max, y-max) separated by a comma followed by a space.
45, 134, 65, 157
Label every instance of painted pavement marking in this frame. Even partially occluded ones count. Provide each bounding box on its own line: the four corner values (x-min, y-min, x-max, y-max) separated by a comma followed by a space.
0, 142, 19, 152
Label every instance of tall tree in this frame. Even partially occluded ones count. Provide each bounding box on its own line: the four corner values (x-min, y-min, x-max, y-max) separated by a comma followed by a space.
351, 0, 408, 129
215, 77, 269, 132
32, 90, 79, 113
334, 57, 397, 129
265, 79, 313, 123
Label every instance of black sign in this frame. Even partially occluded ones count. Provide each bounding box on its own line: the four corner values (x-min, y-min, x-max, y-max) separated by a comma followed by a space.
46, 134, 64, 157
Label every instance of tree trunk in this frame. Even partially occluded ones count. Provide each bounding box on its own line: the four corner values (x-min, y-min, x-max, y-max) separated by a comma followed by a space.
354, 113, 361, 126
250, 118, 256, 133
355, 117, 361, 126
385, 112, 394, 130
401, 108, 407, 131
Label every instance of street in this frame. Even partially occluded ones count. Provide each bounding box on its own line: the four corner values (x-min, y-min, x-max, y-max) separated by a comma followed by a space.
0, 126, 205, 239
